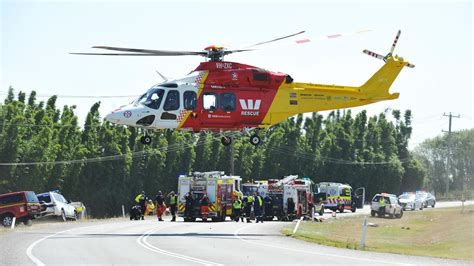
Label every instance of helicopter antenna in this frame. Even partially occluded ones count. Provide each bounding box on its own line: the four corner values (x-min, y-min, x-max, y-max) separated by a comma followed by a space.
155, 70, 169, 82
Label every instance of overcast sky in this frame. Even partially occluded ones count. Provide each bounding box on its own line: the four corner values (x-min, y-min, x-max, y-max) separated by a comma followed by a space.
1, 0, 472, 149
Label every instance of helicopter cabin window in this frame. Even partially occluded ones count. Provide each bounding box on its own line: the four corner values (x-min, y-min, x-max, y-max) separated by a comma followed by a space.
184, 91, 197, 111
141, 88, 164, 110
163, 90, 180, 111
203, 92, 218, 111
220, 93, 236, 112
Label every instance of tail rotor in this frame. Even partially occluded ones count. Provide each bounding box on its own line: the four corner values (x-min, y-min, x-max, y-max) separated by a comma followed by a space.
363, 30, 415, 68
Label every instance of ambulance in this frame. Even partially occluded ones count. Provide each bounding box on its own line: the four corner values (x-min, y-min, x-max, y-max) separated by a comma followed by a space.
177, 171, 241, 222
316, 182, 357, 213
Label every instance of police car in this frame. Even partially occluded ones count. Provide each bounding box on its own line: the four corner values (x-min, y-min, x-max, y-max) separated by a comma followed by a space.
398, 192, 423, 211
370, 193, 403, 219
416, 191, 436, 208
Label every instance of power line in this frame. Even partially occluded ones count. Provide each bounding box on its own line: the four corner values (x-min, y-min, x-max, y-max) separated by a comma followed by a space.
0, 132, 232, 166
266, 144, 410, 165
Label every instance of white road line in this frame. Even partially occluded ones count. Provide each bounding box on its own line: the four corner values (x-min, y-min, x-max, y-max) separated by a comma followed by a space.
233, 224, 412, 266
136, 226, 222, 266
26, 223, 106, 266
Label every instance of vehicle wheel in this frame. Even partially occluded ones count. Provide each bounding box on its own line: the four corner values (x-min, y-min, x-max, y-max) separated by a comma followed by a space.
2, 214, 14, 227
73, 211, 78, 221
351, 205, 356, 213
221, 210, 226, 222
398, 209, 403, 218
221, 136, 232, 146
140, 136, 152, 145
370, 210, 376, 217
420, 205, 423, 211
412, 206, 415, 211
319, 208, 324, 216
60, 210, 67, 222
249, 134, 261, 146
23, 218, 33, 226
432, 201, 435, 208
338, 205, 344, 213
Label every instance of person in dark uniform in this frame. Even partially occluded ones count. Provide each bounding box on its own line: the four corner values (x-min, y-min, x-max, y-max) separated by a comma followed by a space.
287, 197, 295, 220
264, 195, 273, 221
136, 191, 148, 220
184, 192, 194, 220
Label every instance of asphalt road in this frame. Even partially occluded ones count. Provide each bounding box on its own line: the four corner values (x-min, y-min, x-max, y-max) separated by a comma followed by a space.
1, 201, 471, 265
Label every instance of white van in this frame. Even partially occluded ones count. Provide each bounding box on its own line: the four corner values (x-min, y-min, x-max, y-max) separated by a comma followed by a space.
37, 191, 77, 221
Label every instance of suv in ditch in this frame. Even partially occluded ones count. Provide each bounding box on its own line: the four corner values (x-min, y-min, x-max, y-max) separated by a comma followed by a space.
0, 191, 42, 227
37, 191, 77, 221
371, 193, 403, 219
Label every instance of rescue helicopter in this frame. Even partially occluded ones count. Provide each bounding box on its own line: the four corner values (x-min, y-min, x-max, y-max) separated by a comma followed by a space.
71, 30, 414, 146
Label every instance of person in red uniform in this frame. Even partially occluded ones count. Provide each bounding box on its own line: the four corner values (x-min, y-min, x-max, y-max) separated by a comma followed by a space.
155, 191, 166, 221
200, 193, 210, 221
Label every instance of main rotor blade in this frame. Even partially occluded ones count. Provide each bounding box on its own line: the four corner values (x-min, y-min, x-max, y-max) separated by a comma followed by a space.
246, 31, 306, 48
223, 48, 255, 55
92, 46, 207, 56
363, 49, 384, 60
390, 30, 401, 55
244, 29, 372, 51
69, 52, 195, 56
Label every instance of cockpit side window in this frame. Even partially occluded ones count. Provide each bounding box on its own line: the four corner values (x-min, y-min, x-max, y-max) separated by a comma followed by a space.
163, 90, 180, 111
141, 89, 164, 110
184, 91, 197, 111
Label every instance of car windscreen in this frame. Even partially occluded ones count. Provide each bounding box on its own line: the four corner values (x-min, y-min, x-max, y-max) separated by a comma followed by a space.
417, 193, 427, 199
242, 186, 258, 196
26, 191, 39, 203
37, 194, 52, 203
399, 194, 415, 200
53, 193, 67, 203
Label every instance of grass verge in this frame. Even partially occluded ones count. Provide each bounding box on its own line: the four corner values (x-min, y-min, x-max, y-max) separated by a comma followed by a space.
282, 206, 474, 260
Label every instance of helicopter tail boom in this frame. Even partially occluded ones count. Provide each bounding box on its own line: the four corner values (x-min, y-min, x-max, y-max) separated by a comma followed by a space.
358, 56, 407, 102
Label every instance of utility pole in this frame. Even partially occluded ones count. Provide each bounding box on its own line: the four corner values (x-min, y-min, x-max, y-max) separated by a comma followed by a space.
442, 112, 460, 196
229, 141, 235, 175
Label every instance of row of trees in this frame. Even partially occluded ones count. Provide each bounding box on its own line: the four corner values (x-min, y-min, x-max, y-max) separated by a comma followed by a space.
414, 129, 473, 196
0, 87, 436, 217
